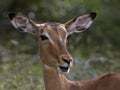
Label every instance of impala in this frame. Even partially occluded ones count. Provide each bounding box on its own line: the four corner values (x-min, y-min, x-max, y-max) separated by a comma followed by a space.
8, 12, 120, 90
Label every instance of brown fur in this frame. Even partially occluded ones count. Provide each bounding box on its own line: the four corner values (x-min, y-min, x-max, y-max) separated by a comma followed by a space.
8, 12, 120, 90
38, 23, 120, 90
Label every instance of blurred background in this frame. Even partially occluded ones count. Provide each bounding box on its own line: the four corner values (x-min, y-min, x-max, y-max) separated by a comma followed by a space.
0, 0, 120, 90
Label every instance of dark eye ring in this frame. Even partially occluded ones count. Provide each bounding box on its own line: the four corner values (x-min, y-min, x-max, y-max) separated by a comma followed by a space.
40, 35, 49, 41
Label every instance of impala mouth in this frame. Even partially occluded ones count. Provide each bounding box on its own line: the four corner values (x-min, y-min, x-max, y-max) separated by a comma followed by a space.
57, 63, 72, 73
58, 66, 70, 73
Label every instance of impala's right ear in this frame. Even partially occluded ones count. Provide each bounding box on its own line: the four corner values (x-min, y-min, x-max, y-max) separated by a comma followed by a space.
8, 12, 38, 35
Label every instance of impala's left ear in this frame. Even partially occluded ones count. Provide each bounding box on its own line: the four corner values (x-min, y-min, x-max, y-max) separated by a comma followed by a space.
65, 12, 97, 35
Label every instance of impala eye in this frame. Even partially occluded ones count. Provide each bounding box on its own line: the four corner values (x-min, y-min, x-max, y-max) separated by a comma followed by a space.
40, 35, 49, 41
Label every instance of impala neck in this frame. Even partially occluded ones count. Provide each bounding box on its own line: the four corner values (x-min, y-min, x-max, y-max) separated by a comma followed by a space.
42, 64, 70, 90
41, 63, 98, 90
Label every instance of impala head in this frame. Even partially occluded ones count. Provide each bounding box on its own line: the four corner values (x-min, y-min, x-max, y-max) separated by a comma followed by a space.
8, 12, 96, 73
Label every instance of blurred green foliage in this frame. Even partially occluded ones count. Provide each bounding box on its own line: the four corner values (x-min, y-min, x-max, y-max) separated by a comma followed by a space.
0, 0, 120, 90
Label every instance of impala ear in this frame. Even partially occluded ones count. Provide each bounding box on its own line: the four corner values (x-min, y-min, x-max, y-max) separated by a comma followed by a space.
65, 12, 97, 35
8, 12, 37, 35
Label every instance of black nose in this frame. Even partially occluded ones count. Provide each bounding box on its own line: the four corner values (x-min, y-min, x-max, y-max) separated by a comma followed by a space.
62, 58, 72, 64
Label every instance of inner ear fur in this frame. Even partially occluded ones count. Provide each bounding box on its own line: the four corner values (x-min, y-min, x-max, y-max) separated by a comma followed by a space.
65, 12, 97, 34
8, 12, 39, 35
